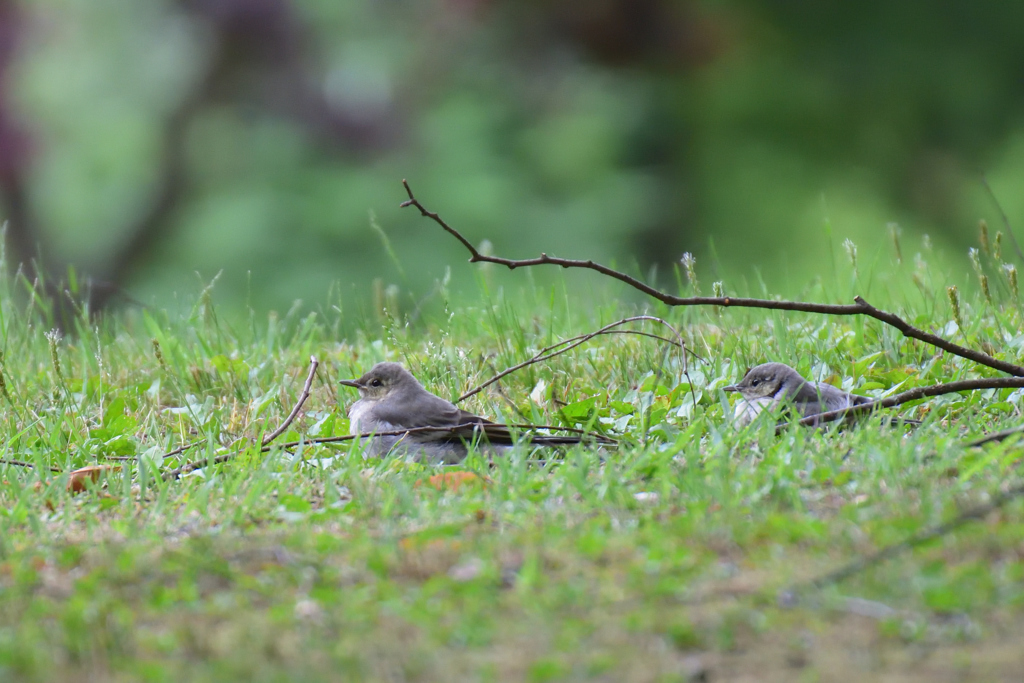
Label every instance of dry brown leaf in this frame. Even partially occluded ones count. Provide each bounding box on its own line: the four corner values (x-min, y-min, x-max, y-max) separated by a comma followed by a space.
66, 465, 118, 493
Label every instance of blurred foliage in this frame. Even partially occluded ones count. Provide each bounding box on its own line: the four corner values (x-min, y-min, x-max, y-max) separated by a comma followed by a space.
3, 0, 1024, 318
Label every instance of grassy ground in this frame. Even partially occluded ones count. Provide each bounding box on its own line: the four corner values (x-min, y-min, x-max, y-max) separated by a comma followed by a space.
2, 236, 1024, 682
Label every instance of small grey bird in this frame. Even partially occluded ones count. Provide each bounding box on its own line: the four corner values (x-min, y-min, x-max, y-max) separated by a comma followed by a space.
340, 362, 606, 463
723, 362, 874, 427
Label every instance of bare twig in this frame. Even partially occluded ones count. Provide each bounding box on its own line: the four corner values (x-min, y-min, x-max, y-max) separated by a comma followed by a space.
779, 376, 1024, 430
789, 481, 1024, 594
161, 452, 237, 479
588, 329, 692, 349
457, 316, 692, 403
965, 424, 1024, 448
847, 296, 1023, 375
163, 356, 320, 480
264, 422, 617, 453
261, 356, 319, 446
162, 439, 205, 460
104, 439, 226, 463
401, 181, 1024, 378
0, 458, 61, 472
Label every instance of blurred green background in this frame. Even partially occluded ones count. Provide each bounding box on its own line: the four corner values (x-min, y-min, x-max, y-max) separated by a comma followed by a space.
2, 0, 1024, 319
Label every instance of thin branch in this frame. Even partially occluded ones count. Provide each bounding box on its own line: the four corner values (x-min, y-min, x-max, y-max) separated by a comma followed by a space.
264, 422, 618, 453
965, 424, 1024, 448
103, 438, 224, 462
261, 356, 319, 446
778, 377, 1024, 430
161, 452, 237, 479
457, 315, 692, 403
790, 481, 1024, 593
847, 296, 1023, 375
163, 356, 319, 480
401, 180, 1024, 378
500, 423, 616, 440
590, 329, 692, 350
0, 458, 61, 472
162, 439, 206, 460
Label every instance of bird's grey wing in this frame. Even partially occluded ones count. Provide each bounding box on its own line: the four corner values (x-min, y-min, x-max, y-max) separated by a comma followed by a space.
789, 380, 833, 415
811, 383, 875, 411
797, 383, 876, 425
454, 409, 536, 445
455, 409, 494, 426
371, 392, 464, 430
374, 394, 601, 447
365, 393, 506, 439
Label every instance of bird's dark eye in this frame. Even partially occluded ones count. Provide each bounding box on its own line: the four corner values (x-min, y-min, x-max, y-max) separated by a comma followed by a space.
370, 378, 383, 387
751, 379, 761, 387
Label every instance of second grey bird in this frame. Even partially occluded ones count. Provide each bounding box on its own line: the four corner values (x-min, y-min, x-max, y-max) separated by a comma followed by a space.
723, 362, 874, 427
340, 362, 609, 463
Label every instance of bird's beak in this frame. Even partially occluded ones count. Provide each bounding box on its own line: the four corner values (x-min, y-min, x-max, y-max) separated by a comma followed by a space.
339, 379, 361, 388
722, 384, 740, 393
